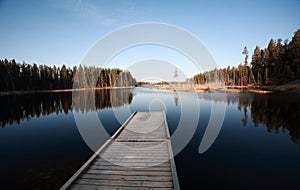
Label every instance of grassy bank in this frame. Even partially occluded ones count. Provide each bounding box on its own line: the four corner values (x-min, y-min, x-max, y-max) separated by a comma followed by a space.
150, 80, 300, 94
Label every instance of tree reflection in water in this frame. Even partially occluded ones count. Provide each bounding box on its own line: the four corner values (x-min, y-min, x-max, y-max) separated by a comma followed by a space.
200, 92, 300, 144
249, 93, 300, 143
0, 89, 134, 127
1, 90, 299, 144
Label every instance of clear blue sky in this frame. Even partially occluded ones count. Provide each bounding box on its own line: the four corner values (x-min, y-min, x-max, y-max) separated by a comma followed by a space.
1, 0, 299, 79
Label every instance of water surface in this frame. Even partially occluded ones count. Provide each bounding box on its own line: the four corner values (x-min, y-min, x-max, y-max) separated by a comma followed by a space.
0, 87, 299, 189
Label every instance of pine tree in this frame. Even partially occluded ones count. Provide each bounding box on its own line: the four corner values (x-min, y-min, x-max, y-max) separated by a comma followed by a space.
242, 46, 249, 66
60, 65, 68, 89
289, 29, 300, 76
252, 46, 263, 84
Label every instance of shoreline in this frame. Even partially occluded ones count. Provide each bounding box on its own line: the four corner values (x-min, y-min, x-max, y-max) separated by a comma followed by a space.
150, 82, 300, 94
0, 86, 135, 96
1, 82, 299, 96
150, 86, 272, 94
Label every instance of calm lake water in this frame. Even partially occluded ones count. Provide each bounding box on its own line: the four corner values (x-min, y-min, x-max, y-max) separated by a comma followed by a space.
0, 87, 299, 189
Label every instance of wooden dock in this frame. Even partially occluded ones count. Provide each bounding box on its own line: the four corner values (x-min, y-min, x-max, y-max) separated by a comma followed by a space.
61, 112, 179, 190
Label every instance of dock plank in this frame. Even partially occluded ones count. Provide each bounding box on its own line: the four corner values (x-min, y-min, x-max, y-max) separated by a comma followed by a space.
61, 112, 179, 190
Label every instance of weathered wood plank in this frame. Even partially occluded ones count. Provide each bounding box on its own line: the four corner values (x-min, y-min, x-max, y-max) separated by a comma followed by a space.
94, 159, 171, 167
75, 178, 173, 188
86, 169, 172, 176
98, 158, 170, 163
107, 141, 168, 147
70, 184, 173, 190
80, 173, 173, 182
103, 149, 168, 154
89, 165, 171, 172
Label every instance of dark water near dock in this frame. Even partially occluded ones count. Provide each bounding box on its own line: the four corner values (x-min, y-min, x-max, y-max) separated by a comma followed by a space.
0, 87, 299, 189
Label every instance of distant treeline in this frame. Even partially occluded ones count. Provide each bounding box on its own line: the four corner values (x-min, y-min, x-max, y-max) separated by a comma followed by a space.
0, 60, 136, 91
192, 29, 300, 86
